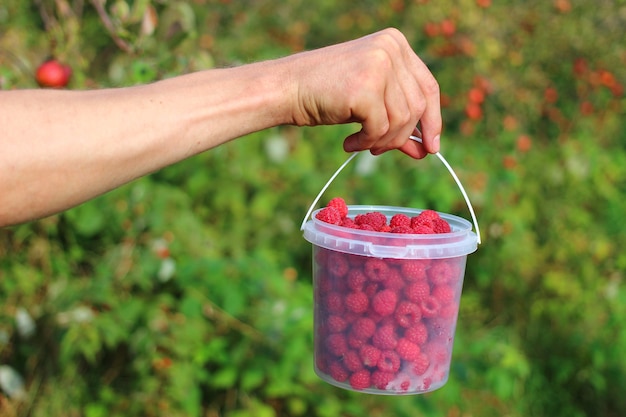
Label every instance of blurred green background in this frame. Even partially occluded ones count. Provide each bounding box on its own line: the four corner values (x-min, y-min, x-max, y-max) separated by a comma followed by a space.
1, 0, 625, 416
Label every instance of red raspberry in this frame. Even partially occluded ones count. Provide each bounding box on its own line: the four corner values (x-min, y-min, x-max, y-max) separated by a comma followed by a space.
326, 315, 348, 333
349, 369, 372, 390
364, 282, 381, 298
424, 342, 451, 365
404, 322, 429, 345
323, 292, 345, 314
420, 296, 441, 318
340, 217, 358, 229
327, 197, 348, 218
382, 269, 405, 291
432, 217, 451, 233
364, 258, 391, 282
355, 211, 387, 231
432, 285, 455, 305
390, 213, 411, 228
371, 370, 395, 390
405, 281, 431, 303
345, 291, 369, 314
347, 269, 367, 291
328, 360, 349, 382
359, 224, 376, 231
412, 352, 430, 376
343, 349, 364, 372
325, 333, 348, 357
372, 289, 398, 316
390, 225, 414, 234
350, 317, 377, 340
411, 210, 440, 229
327, 251, 349, 277
316, 206, 342, 225
400, 260, 428, 282
439, 303, 459, 320
413, 225, 435, 234
376, 350, 401, 373
359, 344, 382, 368
394, 301, 422, 328
372, 324, 398, 350
428, 260, 456, 286
348, 335, 367, 350
396, 338, 421, 362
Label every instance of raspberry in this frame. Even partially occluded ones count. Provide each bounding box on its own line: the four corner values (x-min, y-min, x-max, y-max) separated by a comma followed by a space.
413, 225, 435, 234
400, 260, 428, 282
348, 335, 367, 349
394, 301, 422, 328
390, 213, 411, 228
396, 338, 421, 362
347, 269, 367, 291
405, 281, 431, 303
359, 344, 382, 368
349, 369, 371, 390
328, 360, 349, 382
326, 197, 348, 218
327, 251, 349, 277
372, 289, 398, 316
358, 224, 376, 231
411, 210, 440, 229
343, 349, 364, 372
325, 333, 348, 357
412, 352, 430, 376
432, 217, 451, 233
326, 315, 348, 333
371, 370, 395, 390
404, 322, 429, 345
382, 269, 405, 291
364, 258, 391, 282
432, 285, 455, 305
340, 217, 358, 229
424, 342, 451, 365
316, 206, 342, 225
355, 211, 387, 231
345, 291, 369, 314
428, 260, 456, 286
372, 324, 398, 350
376, 350, 401, 373
390, 225, 414, 234
420, 296, 441, 318
323, 292, 345, 314
350, 317, 377, 340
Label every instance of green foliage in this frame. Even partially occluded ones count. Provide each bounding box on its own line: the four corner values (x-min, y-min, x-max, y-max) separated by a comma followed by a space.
1, 0, 625, 416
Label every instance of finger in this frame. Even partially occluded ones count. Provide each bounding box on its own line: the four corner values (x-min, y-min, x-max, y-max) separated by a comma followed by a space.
408, 59, 442, 153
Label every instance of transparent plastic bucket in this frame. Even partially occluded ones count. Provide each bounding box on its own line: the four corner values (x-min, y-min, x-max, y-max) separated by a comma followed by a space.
303, 206, 477, 394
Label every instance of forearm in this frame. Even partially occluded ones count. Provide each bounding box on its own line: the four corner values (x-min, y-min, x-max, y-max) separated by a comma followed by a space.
0, 60, 291, 226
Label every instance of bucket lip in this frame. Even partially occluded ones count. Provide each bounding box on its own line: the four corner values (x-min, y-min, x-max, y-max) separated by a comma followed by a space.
303, 205, 478, 259
309, 205, 473, 239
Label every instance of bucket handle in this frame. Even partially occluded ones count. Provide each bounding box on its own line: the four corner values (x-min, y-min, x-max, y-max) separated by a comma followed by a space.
300, 135, 482, 245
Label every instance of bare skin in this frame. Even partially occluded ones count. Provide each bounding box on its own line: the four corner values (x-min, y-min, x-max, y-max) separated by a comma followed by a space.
0, 28, 441, 227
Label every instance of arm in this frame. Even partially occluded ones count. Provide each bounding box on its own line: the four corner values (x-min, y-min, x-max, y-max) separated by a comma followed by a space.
0, 28, 441, 227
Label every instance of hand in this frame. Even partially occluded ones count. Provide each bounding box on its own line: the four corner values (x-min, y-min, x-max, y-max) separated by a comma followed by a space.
285, 28, 442, 159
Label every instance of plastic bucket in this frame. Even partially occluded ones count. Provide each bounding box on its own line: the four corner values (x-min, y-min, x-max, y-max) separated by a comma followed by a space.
303, 205, 477, 394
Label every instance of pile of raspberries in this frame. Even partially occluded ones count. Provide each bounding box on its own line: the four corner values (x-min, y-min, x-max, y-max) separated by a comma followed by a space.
313, 198, 463, 393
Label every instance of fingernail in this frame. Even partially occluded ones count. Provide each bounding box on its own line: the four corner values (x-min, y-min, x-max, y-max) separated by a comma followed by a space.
433, 135, 440, 153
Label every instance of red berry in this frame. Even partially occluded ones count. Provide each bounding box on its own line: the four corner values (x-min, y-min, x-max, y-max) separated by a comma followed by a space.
350, 317, 377, 340
316, 206, 342, 225
326, 315, 348, 333
400, 260, 429, 282
345, 291, 369, 314
394, 301, 422, 328
359, 344, 382, 367
411, 210, 440, 229
432, 285, 456, 305
323, 292, 344, 314
349, 369, 372, 390
413, 225, 435, 234
432, 218, 452, 233
396, 338, 421, 362
412, 352, 431, 375
35, 59, 72, 88
406, 281, 431, 303
420, 296, 441, 318
428, 261, 457, 286
355, 211, 387, 231
405, 322, 429, 345
343, 350, 364, 372
340, 217, 358, 228
327, 251, 349, 277
390, 213, 411, 228
372, 324, 398, 350
371, 370, 395, 390
326, 197, 348, 218
390, 225, 414, 234
364, 258, 391, 282
325, 333, 348, 357
376, 350, 401, 373
372, 289, 398, 316
347, 269, 367, 291
328, 360, 349, 382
